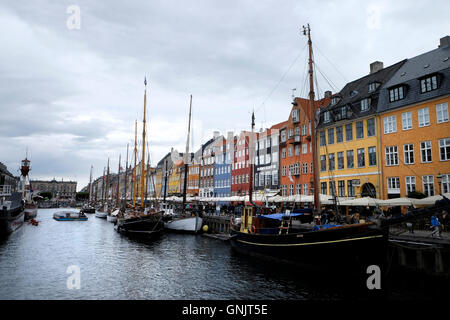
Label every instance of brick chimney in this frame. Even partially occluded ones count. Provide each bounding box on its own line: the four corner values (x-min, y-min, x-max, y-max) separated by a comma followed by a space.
324, 90, 332, 98
439, 36, 450, 48
370, 61, 384, 74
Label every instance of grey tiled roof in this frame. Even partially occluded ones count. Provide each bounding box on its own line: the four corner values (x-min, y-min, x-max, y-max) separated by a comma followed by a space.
318, 60, 406, 128
378, 44, 450, 113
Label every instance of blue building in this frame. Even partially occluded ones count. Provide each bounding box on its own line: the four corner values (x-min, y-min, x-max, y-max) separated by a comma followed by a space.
213, 135, 231, 199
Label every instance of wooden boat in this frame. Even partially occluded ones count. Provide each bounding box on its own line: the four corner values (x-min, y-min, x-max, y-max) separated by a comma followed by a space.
229, 25, 389, 276
53, 210, 88, 221
107, 209, 119, 223
115, 78, 165, 240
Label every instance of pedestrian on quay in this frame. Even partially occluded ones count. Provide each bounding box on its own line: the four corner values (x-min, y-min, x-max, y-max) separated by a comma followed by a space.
430, 215, 441, 238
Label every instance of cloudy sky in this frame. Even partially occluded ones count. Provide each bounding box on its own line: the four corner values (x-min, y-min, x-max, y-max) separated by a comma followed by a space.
0, 0, 448, 191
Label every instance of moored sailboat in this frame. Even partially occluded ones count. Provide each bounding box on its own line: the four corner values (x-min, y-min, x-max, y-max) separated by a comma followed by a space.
115, 78, 164, 239
229, 25, 389, 277
95, 163, 109, 219
164, 95, 203, 233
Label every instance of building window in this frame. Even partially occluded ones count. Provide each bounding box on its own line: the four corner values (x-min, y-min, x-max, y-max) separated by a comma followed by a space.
418, 108, 430, 127
295, 184, 301, 195
357, 148, 365, 167
282, 166, 287, 176
385, 146, 399, 166
420, 141, 432, 163
288, 147, 293, 157
347, 180, 355, 197
389, 86, 405, 102
320, 155, 326, 172
387, 177, 400, 194
337, 152, 344, 170
282, 148, 286, 159
368, 82, 377, 93
266, 154, 271, 164
422, 175, 434, 196
420, 75, 438, 93
303, 184, 309, 196
368, 146, 377, 166
356, 121, 364, 139
302, 163, 308, 174
384, 116, 397, 134
310, 162, 313, 173
321, 182, 327, 195
347, 150, 354, 169
336, 126, 343, 143
272, 152, 278, 162
272, 171, 278, 186
302, 124, 307, 135
329, 181, 336, 196
361, 98, 370, 112
328, 128, 334, 145
302, 143, 307, 154
323, 111, 331, 123
402, 112, 412, 130
328, 153, 335, 171
338, 181, 345, 197
367, 118, 375, 137
289, 184, 294, 196
288, 128, 293, 138
295, 145, 300, 156
281, 130, 286, 142
345, 124, 353, 141
436, 103, 449, 123
282, 185, 287, 196
320, 131, 326, 146
403, 144, 414, 165
405, 176, 416, 194
292, 109, 299, 122
439, 138, 450, 161
442, 174, 450, 194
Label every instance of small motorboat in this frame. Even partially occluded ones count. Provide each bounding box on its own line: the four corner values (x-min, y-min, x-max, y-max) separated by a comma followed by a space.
107, 209, 119, 223
81, 205, 96, 214
53, 211, 88, 221
95, 210, 107, 219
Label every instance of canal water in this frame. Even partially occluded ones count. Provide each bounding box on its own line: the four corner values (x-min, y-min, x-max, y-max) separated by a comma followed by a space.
0, 209, 436, 300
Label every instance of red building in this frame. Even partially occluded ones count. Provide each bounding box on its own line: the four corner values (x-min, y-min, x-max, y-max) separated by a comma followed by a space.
231, 131, 252, 196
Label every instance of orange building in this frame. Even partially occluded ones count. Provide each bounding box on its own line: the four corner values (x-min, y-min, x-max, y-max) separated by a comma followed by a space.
280, 96, 329, 197
378, 37, 450, 198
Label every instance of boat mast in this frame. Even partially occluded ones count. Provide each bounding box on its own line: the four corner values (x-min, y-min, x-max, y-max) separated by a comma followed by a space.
105, 158, 110, 209
145, 147, 150, 202
140, 78, 147, 208
123, 143, 129, 207
303, 23, 321, 213
88, 165, 93, 203
101, 167, 106, 207
249, 111, 255, 205
116, 154, 121, 208
182, 95, 193, 216
133, 120, 137, 208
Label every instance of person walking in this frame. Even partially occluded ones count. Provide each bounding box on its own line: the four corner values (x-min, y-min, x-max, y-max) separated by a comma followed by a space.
430, 215, 441, 238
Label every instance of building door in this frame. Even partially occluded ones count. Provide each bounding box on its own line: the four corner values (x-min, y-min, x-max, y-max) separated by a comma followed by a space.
361, 183, 376, 198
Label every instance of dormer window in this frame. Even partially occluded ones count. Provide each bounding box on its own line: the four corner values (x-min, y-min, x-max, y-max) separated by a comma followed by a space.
331, 97, 339, 105
323, 111, 331, 123
368, 82, 378, 93
292, 109, 299, 122
350, 90, 358, 97
389, 86, 405, 102
420, 74, 438, 93
361, 98, 370, 112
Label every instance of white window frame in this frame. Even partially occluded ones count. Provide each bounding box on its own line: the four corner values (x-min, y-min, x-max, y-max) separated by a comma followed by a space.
436, 103, 449, 124
422, 175, 434, 196
418, 107, 430, 127
402, 112, 412, 130
405, 176, 416, 194
384, 116, 397, 134
403, 144, 414, 165
439, 138, 450, 161
420, 141, 432, 163
385, 146, 399, 166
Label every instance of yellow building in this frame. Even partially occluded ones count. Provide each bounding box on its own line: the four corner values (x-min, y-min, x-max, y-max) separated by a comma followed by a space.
317, 60, 406, 199
378, 38, 450, 198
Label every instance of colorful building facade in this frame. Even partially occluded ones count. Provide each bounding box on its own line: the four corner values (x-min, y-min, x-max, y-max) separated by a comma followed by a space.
378, 36, 450, 198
